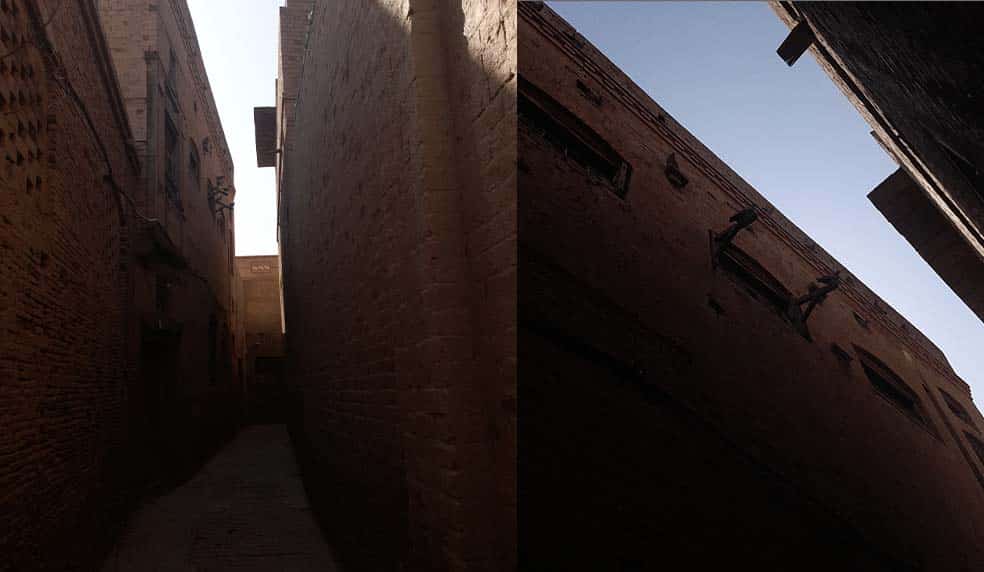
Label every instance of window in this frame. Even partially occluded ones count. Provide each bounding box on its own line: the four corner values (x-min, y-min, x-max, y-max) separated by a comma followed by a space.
855, 346, 931, 427
830, 343, 853, 363
188, 141, 200, 189
519, 76, 632, 198
966, 432, 984, 466
167, 49, 177, 85
941, 389, 976, 428
164, 113, 179, 205
852, 311, 869, 330
717, 243, 792, 316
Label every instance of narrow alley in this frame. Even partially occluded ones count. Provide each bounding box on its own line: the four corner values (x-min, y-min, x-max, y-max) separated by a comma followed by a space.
102, 426, 337, 571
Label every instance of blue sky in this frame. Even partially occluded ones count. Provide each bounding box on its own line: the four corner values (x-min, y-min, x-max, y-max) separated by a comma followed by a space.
547, 1, 983, 393
187, 1, 982, 394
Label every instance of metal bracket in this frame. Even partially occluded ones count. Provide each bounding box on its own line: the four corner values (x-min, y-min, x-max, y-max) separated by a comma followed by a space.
786, 270, 841, 338
711, 206, 758, 265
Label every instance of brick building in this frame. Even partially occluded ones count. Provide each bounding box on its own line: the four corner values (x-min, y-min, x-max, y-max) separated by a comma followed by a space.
1, 0, 153, 568
255, 0, 515, 570
520, 4, 984, 570
97, 0, 243, 475
772, 3, 984, 324
235, 254, 285, 421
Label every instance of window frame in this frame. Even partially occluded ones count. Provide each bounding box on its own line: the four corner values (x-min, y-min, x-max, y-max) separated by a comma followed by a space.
715, 242, 793, 317
518, 76, 632, 198
940, 388, 977, 429
854, 345, 937, 434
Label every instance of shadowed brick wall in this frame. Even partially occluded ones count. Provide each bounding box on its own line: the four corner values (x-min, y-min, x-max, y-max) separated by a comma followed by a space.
520, 4, 984, 570
277, 1, 515, 570
98, 0, 243, 483
235, 255, 285, 421
0, 0, 142, 569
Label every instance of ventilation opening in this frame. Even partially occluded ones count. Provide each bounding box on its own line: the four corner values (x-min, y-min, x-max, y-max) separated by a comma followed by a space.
519, 76, 632, 197
852, 311, 869, 330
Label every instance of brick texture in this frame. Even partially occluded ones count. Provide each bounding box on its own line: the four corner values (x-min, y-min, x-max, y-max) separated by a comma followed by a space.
520, 4, 984, 570
1, 1, 245, 569
0, 0, 141, 569
276, 1, 515, 571
97, 0, 244, 481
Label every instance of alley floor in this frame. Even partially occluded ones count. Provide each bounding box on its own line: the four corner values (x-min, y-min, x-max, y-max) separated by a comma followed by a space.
101, 425, 339, 571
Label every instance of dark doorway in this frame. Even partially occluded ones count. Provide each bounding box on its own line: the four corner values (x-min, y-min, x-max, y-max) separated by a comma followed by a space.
138, 325, 181, 474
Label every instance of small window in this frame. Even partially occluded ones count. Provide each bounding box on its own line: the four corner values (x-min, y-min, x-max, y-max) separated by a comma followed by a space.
941, 389, 976, 428
830, 343, 853, 363
855, 346, 930, 426
852, 311, 869, 330
717, 243, 792, 316
966, 432, 984, 466
518, 76, 631, 198
164, 113, 179, 203
189, 141, 200, 189
167, 48, 177, 87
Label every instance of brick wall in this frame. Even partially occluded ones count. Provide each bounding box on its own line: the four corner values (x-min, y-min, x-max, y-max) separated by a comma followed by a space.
236, 255, 284, 351
520, 4, 984, 570
278, 1, 514, 570
98, 0, 243, 484
0, 0, 142, 569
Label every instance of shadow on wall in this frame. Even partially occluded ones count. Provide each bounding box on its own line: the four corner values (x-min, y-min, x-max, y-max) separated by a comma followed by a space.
279, 1, 515, 572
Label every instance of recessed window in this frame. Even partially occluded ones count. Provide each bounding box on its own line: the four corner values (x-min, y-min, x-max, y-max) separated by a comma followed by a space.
966, 432, 984, 466
855, 345, 931, 428
830, 343, 853, 363
164, 113, 179, 202
852, 311, 869, 330
167, 48, 177, 88
189, 141, 200, 188
519, 76, 631, 198
941, 389, 976, 428
717, 243, 792, 316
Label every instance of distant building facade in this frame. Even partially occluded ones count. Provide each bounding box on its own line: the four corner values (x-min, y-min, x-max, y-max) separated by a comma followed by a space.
235, 255, 285, 421
520, 4, 984, 570
772, 3, 984, 324
255, 1, 516, 570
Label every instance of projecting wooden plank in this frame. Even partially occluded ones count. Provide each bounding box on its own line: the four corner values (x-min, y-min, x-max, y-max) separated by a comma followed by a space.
777, 20, 816, 66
